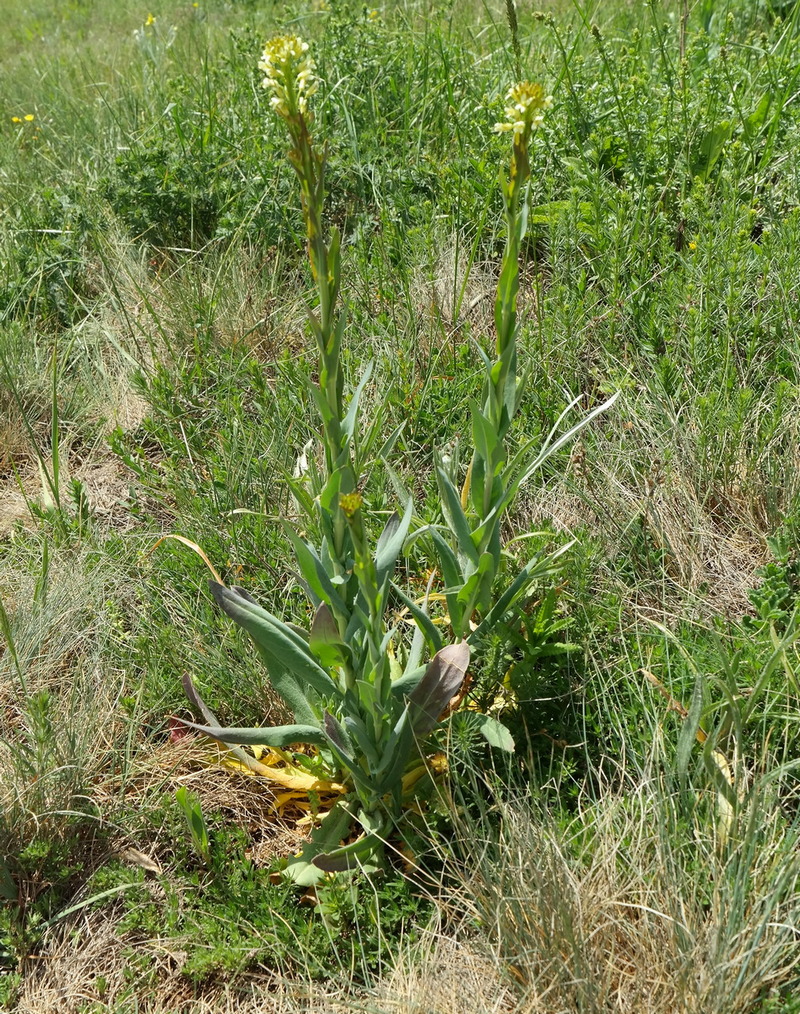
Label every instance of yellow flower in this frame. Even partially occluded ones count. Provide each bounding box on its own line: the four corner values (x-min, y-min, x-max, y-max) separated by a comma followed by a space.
145, 12, 155, 25
493, 81, 553, 141
368, 8, 378, 18
339, 492, 362, 518
11, 116, 21, 123
24, 114, 34, 122
258, 35, 318, 120
688, 241, 697, 251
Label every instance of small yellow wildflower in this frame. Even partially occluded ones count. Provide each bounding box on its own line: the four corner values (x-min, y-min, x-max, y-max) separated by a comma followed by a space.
11, 116, 20, 123
339, 492, 362, 518
24, 114, 34, 122
259, 35, 318, 120
368, 8, 378, 18
145, 12, 156, 25
688, 241, 697, 251
493, 82, 553, 141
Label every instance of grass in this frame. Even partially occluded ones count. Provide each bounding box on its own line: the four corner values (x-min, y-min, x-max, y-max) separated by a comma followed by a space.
2, 0, 800, 1009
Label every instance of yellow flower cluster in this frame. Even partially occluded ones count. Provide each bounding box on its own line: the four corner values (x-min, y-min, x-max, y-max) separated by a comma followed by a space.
11, 114, 35, 124
493, 82, 553, 141
339, 492, 363, 518
259, 35, 318, 120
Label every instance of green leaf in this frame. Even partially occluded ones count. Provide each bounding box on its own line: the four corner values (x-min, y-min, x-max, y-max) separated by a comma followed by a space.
744, 93, 772, 140
411, 525, 465, 635
375, 495, 414, 588
177, 717, 328, 750
313, 829, 386, 873
502, 392, 619, 511
471, 401, 500, 468
211, 583, 341, 703
321, 718, 376, 794
284, 801, 354, 885
283, 527, 347, 615
318, 466, 343, 514
323, 710, 353, 756
180, 672, 317, 765
475, 713, 515, 752
676, 675, 705, 784
309, 602, 349, 670
343, 713, 381, 769
390, 663, 427, 699
399, 571, 437, 674
435, 467, 479, 567
690, 120, 733, 181
372, 707, 415, 793
0, 861, 16, 901
468, 544, 572, 644
342, 361, 374, 444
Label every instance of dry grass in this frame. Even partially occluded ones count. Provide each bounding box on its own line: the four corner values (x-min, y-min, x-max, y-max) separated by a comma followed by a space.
16, 910, 358, 1014
516, 387, 798, 622
443, 764, 800, 1014
0, 550, 128, 842
17, 904, 518, 1014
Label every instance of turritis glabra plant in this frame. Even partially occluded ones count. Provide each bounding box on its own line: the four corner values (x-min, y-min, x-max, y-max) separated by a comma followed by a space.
175, 38, 616, 884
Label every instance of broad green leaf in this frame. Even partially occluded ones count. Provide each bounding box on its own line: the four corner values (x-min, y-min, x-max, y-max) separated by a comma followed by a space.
343, 713, 381, 769
318, 466, 343, 514
328, 227, 342, 305
177, 717, 328, 750
402, 571, 437, 674
239, 637, 323, 723
309, 381, 335, 427
179, 672, 319, 764
309, 602, 349, 670
389, 663, 427, 699
312, 830, 385, 873
211, 583, 341, 703
475, 714, 515, 752
342, 361, 374, 443
676, 674, 705, 784
323, 710, 352, 756
411, 526, 466, 634
471, 401, 500, 467
283, 527, 347, 615
467, 544, 572, 644
419, 527, 462, 589
372, 707, 416, 794
744, 93, 772, 140
285, 801, 353, 885
435, 467, 480, 566
0, 861, 15, 901
375, 496, 414, 588
690, 120, 733, 181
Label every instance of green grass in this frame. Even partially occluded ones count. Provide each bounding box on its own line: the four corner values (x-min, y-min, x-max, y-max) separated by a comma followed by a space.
2, 0, 800, 1009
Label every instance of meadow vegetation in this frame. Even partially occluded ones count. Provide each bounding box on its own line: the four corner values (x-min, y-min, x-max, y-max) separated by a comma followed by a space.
2, 0, 800, 1011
